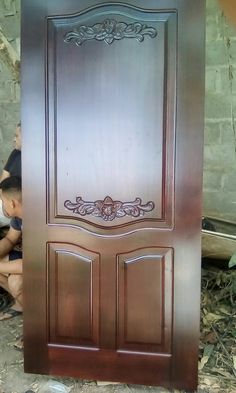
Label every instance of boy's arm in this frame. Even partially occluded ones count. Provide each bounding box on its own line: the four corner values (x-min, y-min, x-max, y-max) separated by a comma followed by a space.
0, 258, 22, 274
0, 227, 22, 258
0, 169, 10, 182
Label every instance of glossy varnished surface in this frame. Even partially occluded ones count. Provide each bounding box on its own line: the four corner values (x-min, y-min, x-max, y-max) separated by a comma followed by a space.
21, 0, 205, 390
46, 6, 176, 231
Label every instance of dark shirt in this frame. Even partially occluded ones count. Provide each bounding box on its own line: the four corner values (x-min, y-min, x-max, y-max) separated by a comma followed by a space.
10, 217, 22, 252
4, 149, 21, 177
10, 217, 22, 231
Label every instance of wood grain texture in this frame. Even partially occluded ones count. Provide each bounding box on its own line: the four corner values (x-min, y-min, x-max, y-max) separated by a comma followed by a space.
22, 0, 205, 390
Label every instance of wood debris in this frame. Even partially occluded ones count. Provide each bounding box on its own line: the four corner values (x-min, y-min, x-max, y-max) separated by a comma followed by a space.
199, 264, 236, 392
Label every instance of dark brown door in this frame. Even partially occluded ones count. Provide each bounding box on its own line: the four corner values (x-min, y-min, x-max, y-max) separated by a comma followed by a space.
21, 1, 205, 391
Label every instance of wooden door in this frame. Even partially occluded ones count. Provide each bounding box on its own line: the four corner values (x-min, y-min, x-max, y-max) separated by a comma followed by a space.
21, 1, 205, 391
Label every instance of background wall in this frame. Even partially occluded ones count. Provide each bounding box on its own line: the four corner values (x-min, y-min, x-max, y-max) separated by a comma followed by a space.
205, 0, 236, 222
0, 0, 20, 169
0, 0, 235, 221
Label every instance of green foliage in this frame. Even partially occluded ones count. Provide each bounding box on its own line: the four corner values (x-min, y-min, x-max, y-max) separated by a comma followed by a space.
229, 252, 236, 268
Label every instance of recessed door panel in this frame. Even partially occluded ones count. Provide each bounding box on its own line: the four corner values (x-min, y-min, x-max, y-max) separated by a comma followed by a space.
48, 243, 100, 348
47, 6, 176, 230
117, 248, 173, 353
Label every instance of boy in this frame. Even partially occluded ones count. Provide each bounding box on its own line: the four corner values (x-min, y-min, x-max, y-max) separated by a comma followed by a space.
0, 176, 22, 320
0, 123, 21, 227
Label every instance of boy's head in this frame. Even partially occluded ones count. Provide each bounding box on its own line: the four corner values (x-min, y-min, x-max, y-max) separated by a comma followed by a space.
0, 176, 22, 218
14, 122, 21, 150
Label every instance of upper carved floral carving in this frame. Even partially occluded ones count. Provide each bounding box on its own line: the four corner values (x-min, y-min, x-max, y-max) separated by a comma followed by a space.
64, 196, 155, 221
64, 19, 157, 46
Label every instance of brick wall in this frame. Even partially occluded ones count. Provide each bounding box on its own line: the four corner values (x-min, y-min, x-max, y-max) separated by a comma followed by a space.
204, 0, 236, 221
0, 0, 235, 221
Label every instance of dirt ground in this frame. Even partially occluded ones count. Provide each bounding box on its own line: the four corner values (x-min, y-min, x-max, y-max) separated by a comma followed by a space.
0, 314, 233, 393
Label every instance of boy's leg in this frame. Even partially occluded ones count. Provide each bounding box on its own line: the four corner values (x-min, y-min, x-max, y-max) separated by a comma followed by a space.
0, 255, 11, 292
0, 253, 23, 319
8, 274, 22, 311
0, 273, 9, 292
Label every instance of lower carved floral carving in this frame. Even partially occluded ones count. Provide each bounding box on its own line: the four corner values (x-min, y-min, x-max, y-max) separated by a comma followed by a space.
64, 196, 155, 221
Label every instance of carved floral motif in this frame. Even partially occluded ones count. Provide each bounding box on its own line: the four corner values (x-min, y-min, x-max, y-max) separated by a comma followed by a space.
64, 196, 155, 221
64, 19, 157, 46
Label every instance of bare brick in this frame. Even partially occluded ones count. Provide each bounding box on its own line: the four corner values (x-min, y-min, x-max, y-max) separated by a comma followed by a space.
203, 191, 236, 221
206, 41, 228, 66
222, 173, 236, 191
205, 93, 232, 118
203, 171, 223, 190
220, 122, 236, 145
204, 122, 221, 145
205, 68, 221, 93
204, 144, 236, 171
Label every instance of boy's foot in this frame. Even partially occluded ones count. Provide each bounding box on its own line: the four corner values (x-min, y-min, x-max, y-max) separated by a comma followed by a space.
0, 307, 22, 320
14, 335, 23, 351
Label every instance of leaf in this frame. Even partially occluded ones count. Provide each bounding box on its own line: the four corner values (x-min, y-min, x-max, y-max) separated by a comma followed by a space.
231, 329, 236, 338
204, 312, 225, 323
218, 306, 231, 315
211, 367, 233, 378
199, 344, 214, 370
229, 252, 236, 268
198, 357, 208, 370
232, 277, 236, 294
202, 331, 218, 344
216, 273, 222, 286
233, 356, 236, 370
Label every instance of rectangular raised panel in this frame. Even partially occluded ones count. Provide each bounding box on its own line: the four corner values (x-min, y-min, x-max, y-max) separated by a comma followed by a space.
46, 9, 176, 229
48, 243, 100, 347
125, 256, 162, 344
117, 248, 173, 353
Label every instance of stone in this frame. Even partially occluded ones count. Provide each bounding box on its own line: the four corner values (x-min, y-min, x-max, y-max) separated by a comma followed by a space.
205, 93, 232, 119
204, 122, 221, 145
203, 171, 223, 190
205, 67, 221, 93
206, 16, 221, 42
222, 172, 236, 191
220, 121, 236, 144
203, 190, 236, 221
204, 144, 236, 171
206, 41, 228, 67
